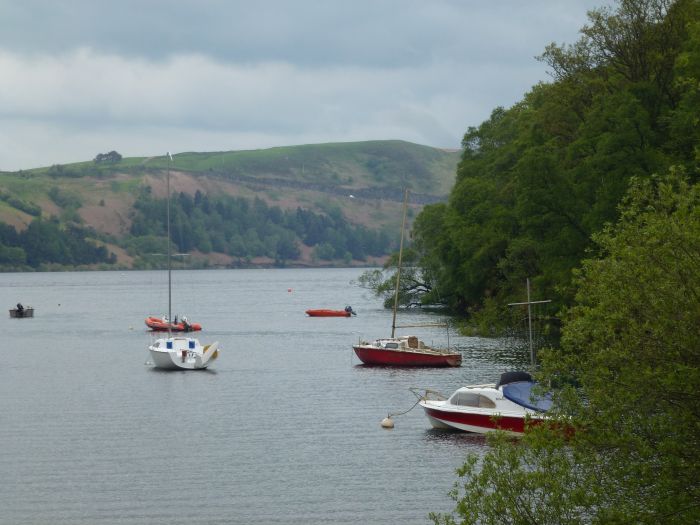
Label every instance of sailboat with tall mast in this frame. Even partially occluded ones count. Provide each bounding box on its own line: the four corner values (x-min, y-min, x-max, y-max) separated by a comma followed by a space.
352, 189, 461, 367
147, 152, 220, 370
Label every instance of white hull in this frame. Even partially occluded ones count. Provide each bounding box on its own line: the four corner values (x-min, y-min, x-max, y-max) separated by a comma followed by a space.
422, 404, 537, 435
425, 414, 453, 430
418, 375, 551, 434
148, 337, 219, 370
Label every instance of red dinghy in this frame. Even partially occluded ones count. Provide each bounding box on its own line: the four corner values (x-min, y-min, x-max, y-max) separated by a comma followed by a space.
145, 315, 202, 332
306, 306, 356, 317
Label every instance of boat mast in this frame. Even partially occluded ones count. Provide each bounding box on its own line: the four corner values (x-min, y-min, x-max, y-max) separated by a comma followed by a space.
167, 152, 172, 337
391, 189, 409, 338
508, 278, 551, 366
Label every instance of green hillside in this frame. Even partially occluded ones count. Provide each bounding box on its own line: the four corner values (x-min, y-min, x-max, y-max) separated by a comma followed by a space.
0, 140, 459, 269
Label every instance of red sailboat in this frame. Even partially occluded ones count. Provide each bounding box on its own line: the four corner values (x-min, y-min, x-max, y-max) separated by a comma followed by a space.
352, 189, 461, 367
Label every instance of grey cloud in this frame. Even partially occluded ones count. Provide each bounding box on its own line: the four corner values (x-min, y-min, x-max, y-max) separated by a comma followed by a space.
0, 0, 605, 170
1, 0, 602, 66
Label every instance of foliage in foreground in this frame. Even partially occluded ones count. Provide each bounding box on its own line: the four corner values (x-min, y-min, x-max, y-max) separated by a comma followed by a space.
430, 172, 700, 524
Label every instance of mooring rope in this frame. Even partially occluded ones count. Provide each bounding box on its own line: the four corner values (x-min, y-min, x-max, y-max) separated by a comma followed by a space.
387, 388, 445, 419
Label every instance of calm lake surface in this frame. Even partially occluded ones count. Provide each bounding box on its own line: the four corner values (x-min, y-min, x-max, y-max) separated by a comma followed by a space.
0, 268, 530, 524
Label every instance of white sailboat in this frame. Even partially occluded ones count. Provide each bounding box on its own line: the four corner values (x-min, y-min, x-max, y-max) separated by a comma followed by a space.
147, 152, 220, 370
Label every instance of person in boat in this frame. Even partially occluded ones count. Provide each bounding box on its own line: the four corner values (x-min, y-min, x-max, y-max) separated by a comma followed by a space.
344, 305, 356, 315
182, 316, 191, 332
16, 303, 24, 312
174, 314, 178, 325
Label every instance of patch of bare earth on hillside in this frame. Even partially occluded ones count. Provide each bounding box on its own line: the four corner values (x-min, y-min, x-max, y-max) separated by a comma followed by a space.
80, 195, 134, 236
0, 209, 32, 231
144, 171, 240, 199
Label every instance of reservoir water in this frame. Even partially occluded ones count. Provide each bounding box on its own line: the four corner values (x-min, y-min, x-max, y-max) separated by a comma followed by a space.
0, 268, 530, 524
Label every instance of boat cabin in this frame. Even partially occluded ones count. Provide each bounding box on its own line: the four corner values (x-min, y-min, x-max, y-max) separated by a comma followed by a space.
375, 336, 426, 350
448, 389, 498, 409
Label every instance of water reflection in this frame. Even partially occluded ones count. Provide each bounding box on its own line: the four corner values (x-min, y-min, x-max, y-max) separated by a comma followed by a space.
423, 428, 489, 449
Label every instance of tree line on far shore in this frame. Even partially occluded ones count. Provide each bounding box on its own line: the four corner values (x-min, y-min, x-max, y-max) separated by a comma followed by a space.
0, 187, 396, 270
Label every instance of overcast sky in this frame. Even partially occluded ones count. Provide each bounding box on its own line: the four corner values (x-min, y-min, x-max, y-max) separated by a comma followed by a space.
0, 0, 607, 171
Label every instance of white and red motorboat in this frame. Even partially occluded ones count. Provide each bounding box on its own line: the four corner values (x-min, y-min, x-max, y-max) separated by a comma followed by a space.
418, 371, 552, 434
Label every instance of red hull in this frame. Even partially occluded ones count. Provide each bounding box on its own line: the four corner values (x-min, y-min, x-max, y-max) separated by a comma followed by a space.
145, 317, 202, 332
423, 406, 530, 433
353, 345, 462, 367
306, 309, 351, 317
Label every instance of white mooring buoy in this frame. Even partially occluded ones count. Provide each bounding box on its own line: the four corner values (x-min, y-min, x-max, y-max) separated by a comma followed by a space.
381, 416, 394, 429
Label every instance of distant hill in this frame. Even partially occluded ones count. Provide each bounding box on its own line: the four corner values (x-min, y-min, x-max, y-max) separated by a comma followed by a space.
0, 140, 460, 269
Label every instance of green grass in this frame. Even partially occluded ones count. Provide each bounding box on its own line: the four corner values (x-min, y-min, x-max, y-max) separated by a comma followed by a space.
0, 140, 460, 243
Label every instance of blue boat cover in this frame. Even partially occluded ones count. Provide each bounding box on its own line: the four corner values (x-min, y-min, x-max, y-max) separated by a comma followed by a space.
502, 382, 552, 412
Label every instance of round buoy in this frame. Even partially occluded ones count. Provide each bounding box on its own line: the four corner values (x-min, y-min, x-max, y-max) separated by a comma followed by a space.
381, 416, 394, 429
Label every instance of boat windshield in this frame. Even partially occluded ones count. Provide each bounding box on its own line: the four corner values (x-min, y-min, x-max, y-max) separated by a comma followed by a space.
502, 382, 552, 412
449, 392, 496, 409
384, 342, 399, 349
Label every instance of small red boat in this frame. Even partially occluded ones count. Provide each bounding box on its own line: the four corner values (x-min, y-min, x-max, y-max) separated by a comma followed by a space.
306, 306, 356, 317
353, 336, 462, 367
145, 315, 202, 332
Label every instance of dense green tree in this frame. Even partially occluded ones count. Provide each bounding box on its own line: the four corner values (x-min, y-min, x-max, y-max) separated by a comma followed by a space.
93, 150, 122, 163
408, 0, 700, 320
129, 189, 394, 263
0, 243, 26, 265
431, 171, 700, 524
2, 219, 113, 267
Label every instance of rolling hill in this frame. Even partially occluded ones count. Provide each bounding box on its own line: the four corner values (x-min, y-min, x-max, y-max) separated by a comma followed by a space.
0, 140, 460, 269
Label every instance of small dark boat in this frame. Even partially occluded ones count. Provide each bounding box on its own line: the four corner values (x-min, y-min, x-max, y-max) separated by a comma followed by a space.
10, 305, 34, 318
306, 306, 356, 317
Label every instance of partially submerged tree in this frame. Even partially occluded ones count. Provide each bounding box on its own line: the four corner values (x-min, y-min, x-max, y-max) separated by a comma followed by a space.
357, 247, 439, 309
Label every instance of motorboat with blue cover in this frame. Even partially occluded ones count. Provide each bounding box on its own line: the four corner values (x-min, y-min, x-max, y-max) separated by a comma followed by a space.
418, 371, 552, 434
